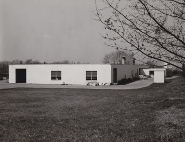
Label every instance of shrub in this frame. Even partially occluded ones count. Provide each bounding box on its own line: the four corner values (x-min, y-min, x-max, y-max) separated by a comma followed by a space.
118, 77, 139, 85
118, 79, 127, 85
166, 69, 173, 77
133, 77, 140, 81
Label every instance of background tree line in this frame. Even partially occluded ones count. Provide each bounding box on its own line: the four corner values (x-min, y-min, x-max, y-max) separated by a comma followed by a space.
0, 59, 87, 74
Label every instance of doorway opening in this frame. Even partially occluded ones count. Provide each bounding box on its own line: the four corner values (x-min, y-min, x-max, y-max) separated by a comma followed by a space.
16, 69, 26, 83
113, 68, 117, 83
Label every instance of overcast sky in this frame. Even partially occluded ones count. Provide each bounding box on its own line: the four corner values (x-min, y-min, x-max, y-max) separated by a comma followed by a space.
0, 0, 114, 63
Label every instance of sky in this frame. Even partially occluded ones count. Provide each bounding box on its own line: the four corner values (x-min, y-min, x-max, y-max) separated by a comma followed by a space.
0, 0, 114, 63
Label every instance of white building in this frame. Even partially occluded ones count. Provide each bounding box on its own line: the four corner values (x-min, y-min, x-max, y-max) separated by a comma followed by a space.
142, 68, 166, 83
9, 64, 149, 85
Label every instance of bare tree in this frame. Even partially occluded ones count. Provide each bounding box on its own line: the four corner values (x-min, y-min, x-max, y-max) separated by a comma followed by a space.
25, 59, 33, 64
24, 59, 41, 64
102, 50, 135, 64
0, 61, 10, 73
52, 60, 71, 64
12, 59, 22, 64
32, 60, 41, 64
61, 60, 70, 64
95, 0, 185, 71
146, 60, 160, 68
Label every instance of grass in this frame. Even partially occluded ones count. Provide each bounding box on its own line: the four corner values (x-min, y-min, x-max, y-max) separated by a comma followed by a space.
0, 77, 185, 141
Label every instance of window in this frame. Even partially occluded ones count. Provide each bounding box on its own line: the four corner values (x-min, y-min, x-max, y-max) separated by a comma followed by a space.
149, 71, 154, 76
51, 71, 61, 80
86, 71, 97, 80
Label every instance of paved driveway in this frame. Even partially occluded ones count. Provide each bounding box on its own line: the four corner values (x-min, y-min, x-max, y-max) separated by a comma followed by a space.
0, 78, 154, 90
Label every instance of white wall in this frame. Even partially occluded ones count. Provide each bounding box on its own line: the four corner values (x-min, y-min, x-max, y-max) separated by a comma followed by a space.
154, 69, 165, 83
9, 64, 112, 85
143, 68, 166, 83
143, 69, 150, 76
111, 65, 149, 82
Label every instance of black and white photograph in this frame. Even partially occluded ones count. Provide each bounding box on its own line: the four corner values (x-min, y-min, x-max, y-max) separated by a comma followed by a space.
0, 0, 185, 141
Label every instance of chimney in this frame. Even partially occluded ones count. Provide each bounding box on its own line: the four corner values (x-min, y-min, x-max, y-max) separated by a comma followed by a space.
121, 57, 126, 64
133, 58, 136, 65
164, 62, 168, 68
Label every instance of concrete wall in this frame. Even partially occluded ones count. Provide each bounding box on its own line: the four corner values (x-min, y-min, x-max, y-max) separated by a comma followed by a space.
111, 65, 149, 82
9, 64, 112, 85
154, 69, 165, 83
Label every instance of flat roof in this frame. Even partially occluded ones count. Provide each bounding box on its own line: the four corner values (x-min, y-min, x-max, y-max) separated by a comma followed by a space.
9, 64, 148, 66
9, 64, 111, 66
145, 68, 166, 71
111, 64, 148, 66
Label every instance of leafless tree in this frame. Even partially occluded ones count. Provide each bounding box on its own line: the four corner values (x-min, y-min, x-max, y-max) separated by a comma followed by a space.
95, 0, 185, 71
146, 60, 160, 68
52, 60, 72, 64
12, 59, 22, 64
24, 59, 41, 64
102, 50, 135, 64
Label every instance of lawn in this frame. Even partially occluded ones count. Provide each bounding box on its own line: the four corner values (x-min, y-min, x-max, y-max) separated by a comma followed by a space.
0, 77, 185, 142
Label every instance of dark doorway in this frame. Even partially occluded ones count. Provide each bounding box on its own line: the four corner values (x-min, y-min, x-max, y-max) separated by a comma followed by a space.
113, 68, 117, 83
16, 69, 26, 83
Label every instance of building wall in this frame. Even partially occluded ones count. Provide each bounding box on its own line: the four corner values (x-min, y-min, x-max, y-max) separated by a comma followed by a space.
9, 64, 112, 85
143, 68, 166, 83
154, 70, 165, 83
143, 69, 150, 76
111, 65, 149, 82
143, 68, 166, 77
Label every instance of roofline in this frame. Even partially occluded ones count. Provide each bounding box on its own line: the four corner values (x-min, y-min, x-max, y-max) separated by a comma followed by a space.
9, 64, 111, 66
110, 64, 148, 66
145, 68, 166, 70
9, 64, 149, 66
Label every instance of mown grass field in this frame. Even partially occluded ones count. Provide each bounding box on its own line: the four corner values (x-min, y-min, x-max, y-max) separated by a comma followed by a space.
0, 77, 185, 142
